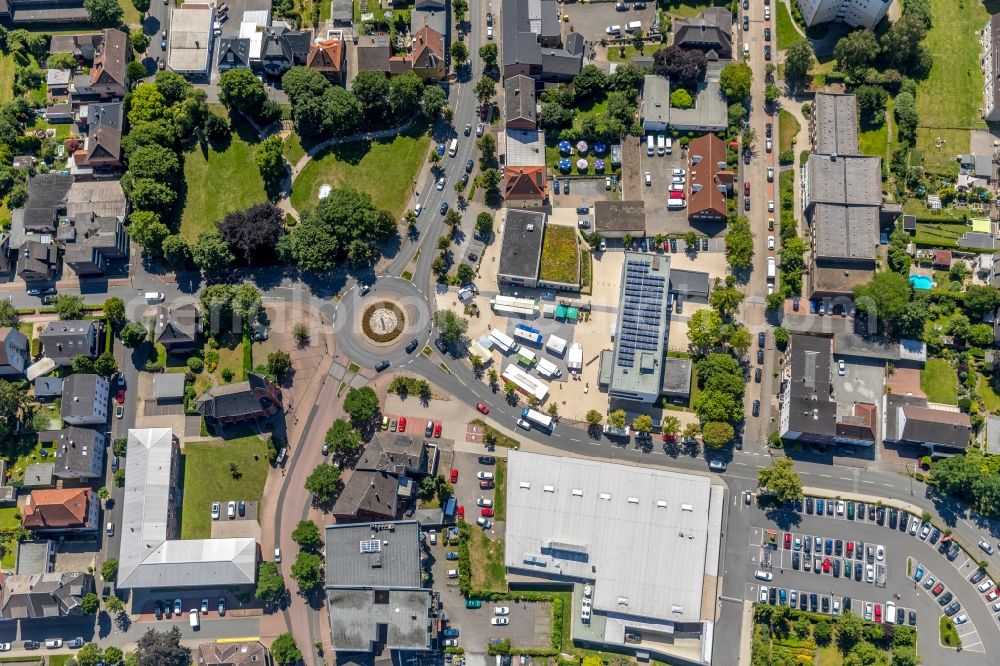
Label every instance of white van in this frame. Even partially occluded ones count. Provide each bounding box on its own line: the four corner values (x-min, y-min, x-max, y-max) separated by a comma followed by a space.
625, 20, 642, 33
144, 292, 165, 303
606, 25, 621, 36
106, 522, 114, 536
656, 135, 665, 156
448, 138, 458, 157
189, 608, 200, 629
667, 198, 687, 209
743, 43, 749, 57
665, 137, 673, 154
646, 135, 655, 156
448, 569, 459, 578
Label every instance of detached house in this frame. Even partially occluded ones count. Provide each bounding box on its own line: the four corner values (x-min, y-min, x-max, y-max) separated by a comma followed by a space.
687, 133, 733, 224
196, 373, 283, 430
306, 38, 346, 84
672, 8, 733, 61
504, 75, 537, 130
21, 488, 99, 533
73, 102, 123, 172
0, 327, 30, 377
46, 427, 107, 481
155, 302, 200, 354
60, 373, 110, 425
0, 572, 95, 619
260, 27, 312, 77
503, 167, 548, 208
69, 28, 128, 104
39, 320, 100, 367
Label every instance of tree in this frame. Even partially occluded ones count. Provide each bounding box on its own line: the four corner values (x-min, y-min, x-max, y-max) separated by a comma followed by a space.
457, 263, 475, 285
217, 203, 284, 265
695, 390, 742, 423
420, 84, 447, 118
812, 620, 832, 646
47, 52, 77, 69
683, 422, 700, 442
475, 76, 496, 105
81, 592, 100, 614
479, 43, 498, 69
452, 0, 468, 21
773, 327, 789, 349
52, 294, 84, 320
585, 410, 603, 425
964, 284, 1000, 318
291, 551, 324, 590
435, 310, 469, 344
192, 231, 235, 274
687, 308, 725, 354
719, 62, 752, 101
450, 40, 469, 64
341, 386, 377, 424
128, 145, 181, 188
836, 610, 865, 651
632, 414, 653, 433
893, 91, 918, 144
84, 0, 122, 26
757, 458, 803, 501
573, 65, 607, 101
352, 70, 391, 120
103, 297, 126, 328
891, 646, 918, 666
72, 355, 95, 374
255, 135, 286, 192
661, 416, 680, 440
709, 278, 745, 317
652, 47, 706, 89
388, 71, 423, 120
305, 464, 341, 504
725, 216, 754, 269
784, 40, 815, 85
477, 132, 497, 167
539, 102, 574, 131
229, 284, 261, 326
843, 641, 887, 666
161, 235, 191, 269
282, 66, 331, 106
608, 409, 627, 429
0, 301, 18, 328
77, 643, 104, 666
701, 421, 734, 448
135, 627, 190, 666
102, 558, 119, 581
475, 211, 493, 237
105, 646, 124, 665
95, 351, 118, 377
325, 419, 362, 457
129, 178, 177, 212
218, 69, 267, 117
764, 83, 781, 105
880, 13, 929, 75
255, 561, 286, 604
271, 634, 302, 666
834, 30, 879, 79
855, 84, 888, 125
292, 520, 323, 551
670, 88, 693, 109
120, 321, 148, 348
127, 210, 170, 256
697, 353, 743, 385
853, 271, 911, 333
131, 0, 150, 13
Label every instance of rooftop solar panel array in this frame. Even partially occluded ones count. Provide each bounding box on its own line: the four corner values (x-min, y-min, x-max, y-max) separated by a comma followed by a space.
618, 259, 665, 368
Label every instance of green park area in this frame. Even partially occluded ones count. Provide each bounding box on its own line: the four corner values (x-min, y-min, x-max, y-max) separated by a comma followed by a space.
915, 0, 988, 176
179, 435, 272, 539
920, 357, 958, 405
290, 128, 429, 218
179, 106, 267, 242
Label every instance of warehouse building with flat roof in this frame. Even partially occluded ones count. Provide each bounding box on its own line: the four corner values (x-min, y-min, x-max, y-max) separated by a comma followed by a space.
504, 451, 724, 664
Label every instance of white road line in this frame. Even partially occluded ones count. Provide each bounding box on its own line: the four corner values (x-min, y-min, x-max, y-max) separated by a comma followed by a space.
818, 474, 831, 478
839, 477, 852, 481
861, 480, 875, 484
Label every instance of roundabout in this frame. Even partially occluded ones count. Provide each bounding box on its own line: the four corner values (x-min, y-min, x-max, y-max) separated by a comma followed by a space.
333, 276, 436, 368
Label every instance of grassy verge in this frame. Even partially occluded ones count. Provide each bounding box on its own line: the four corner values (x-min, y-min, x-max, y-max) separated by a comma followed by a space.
915, 0, 988, 177
939, 614, 961, 647
494, 459, 507, 521
775, 1, 802, 50
470, 419, 520, 449
605, 43, 659, 62
467, 528, 506, 592
921, 358, 958, 404
283, 133, 307, 165
180, 105, 267, 242
179, 436, 271, 539
291, 126, 430, 218
539, 224, 579, 285
580, 249, 592, 294
778, 109, 800, 155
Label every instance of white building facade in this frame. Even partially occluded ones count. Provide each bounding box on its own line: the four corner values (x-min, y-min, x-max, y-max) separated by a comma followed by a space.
796, 0, 892, 30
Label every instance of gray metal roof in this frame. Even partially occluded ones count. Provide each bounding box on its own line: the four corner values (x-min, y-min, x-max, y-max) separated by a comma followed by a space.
784, 334, 837, 437
118, 428, 257, 590
504, 75, 537, 127
669, 269, 711, 301
641, 75, 669, 127
805, 154, 882, 208
15, 541, 54, 575
498, 210, 546, 281
504, 451, 716, 624
325, 521, 422, 589
60, 374, 105, 419
153, 373, 185, 400
988, 416, 1000, 455
326, 588, 433, 652
666, 80, 728, 131
23, 463, 54, 489
812, 203, 879, 261
661, 357, 692, 397
811, 93, 859, 156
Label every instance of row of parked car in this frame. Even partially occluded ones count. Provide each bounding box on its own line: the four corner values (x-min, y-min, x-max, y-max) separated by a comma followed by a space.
5, 637, 86, 651
757, 586, 917, 626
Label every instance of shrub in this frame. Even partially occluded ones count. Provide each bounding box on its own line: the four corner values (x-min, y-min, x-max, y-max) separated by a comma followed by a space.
222, 368, 235, 382
186, 357, 204, 373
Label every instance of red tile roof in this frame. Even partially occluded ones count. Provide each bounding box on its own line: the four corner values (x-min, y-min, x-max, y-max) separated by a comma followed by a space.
306, 39, 344, 73
22, 488, 91, 530
504, 167, 547, 200
687, 133, 730, 220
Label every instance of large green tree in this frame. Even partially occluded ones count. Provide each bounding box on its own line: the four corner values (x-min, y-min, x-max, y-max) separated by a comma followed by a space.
291, 520, 323, 551
725, 216, 754, 269
833, 30, 879, 79
325, 419, 362, 457
853, 271, 912, 334
719, 62, 752, 101
783, 40, 814, 85
757, 458, 803, 502
255, 561, 285, 604
192, 231, 235, 274
701, 421, 734, 448
84, 0, 122, 26
304, 464, 342, 504
270, 634, 301, 666
218, 69, 268, 118
290, 551, 324, 590
343, 386, 380, 424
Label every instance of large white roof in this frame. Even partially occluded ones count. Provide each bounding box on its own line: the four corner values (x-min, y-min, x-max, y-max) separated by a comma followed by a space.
504, 450, 715, 624
117, 428, 257, 590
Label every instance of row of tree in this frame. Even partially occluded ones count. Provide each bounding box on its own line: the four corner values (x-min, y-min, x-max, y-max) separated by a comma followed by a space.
538, 64, 646, 138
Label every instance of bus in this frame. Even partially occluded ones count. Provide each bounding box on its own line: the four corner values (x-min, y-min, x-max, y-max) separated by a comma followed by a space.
521, 408, 555, 433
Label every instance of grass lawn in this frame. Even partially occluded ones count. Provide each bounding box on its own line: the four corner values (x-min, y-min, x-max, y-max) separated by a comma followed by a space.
858, 100, 894, 163
0, 506, 21, 570
195, 332, 246, 395
179, 436, 271, 539
606, 43, 660, 62
539, 224, 580, 284
467, 528, 506, 591
978, 374, 1000, 412
921, 357, 958, 405
493, 459, 506, 521
119, 0, 142, 26
778, 109, 799, 155
816, 643, 844, 665
30, 116, 72, 141
0, 54, 15, 105
283, 133, 307, 166
469, 419, 520, 449
940, 614, 961, 647
667, 0, 731, 19
775, 1, 803, 50
290, 127, 430, 218
572, 97, 609, 132
915, 0, 989, 176
913, 221, 970, 248
179, 105, 268, 242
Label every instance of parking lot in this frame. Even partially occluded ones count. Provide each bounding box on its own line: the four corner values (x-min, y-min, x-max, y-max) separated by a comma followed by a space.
560, 2, 657, 44
741, 493, 997, 656
637, 138, 701, 237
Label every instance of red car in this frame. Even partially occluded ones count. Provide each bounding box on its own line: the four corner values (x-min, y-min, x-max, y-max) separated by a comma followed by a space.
784, 533, 791, 549
874, 604, 882, 623
398, 417, 406, 432
434, 423, 442, 438
481, 508, 494, 517
450, 469, 458, 483
476, 402, 489, 415
822, 557, 831, 573
668, 190, 686, 199
480, 480, 494, 489
846, 541, 854, 556
931, 583, 944, 596
744, 181, 750, 196
662, 432, 675, 442
115, 389, 126, 404
457, 505, 465, 520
